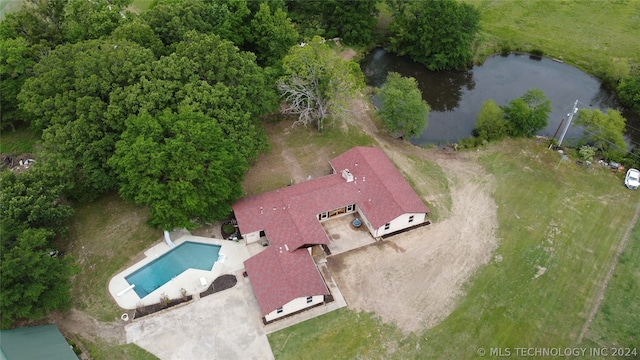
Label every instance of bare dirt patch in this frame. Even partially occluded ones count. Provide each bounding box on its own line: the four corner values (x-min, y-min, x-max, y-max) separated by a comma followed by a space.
340, 49, 357, 61
49, 309, 126, 344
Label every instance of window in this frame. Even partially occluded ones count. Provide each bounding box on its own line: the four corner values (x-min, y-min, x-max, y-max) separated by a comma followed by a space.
306, 296, 313, 303
384, 223, 390, 230
320, 212, 328, 220
276, 307, 283, 314
409, 215, 414, 223
346, 204, 355, 212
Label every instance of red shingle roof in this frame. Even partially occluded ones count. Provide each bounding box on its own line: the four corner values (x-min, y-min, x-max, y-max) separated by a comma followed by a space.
244, 247, 329, 316
234, 147, 429, 316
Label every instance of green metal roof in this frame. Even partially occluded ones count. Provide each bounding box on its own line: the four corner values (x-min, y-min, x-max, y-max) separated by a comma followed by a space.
0, 324, 77, 360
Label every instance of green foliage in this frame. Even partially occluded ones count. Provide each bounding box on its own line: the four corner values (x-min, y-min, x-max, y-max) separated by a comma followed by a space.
110, 18, 165, 58
143, 0, 250, 48
0, 37, 35, 130
1, 228, 78, 328
321, 0, 380, 46
474, 99, 507, 142
0, 170, 73, 245
377, 72, 429, 140
285, 0, 379, 45
0, 169, 76, 328
617, 75, 640, 113
387, 0, 480, 70
278, 36, 364, 131
18, 39, 155, 200
578, 145, 596, 162
0, 0, 67, 46
501, 88, 551, 137
62, 0, 132, 43
116, 31, 276, 161
109, 108, 248, 229
574, 108, 627, 160
249, 2, 299, 66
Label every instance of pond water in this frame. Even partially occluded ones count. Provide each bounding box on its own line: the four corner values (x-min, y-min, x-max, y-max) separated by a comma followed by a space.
361, 48, 639, 147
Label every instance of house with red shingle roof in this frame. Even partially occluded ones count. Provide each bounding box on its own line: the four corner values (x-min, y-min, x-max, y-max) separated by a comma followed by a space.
233, 147, 429, 323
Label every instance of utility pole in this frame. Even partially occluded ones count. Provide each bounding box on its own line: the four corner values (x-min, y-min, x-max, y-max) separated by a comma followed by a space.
557, 100, 579, 147
549, 117, 565, 149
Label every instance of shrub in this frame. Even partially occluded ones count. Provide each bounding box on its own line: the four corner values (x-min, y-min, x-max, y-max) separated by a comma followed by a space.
475, 99, 507, 142
502, 89, 551, 137
617, 75, 640, 112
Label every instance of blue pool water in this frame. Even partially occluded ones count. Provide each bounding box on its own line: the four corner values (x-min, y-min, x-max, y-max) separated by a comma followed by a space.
125, 242, 221, 298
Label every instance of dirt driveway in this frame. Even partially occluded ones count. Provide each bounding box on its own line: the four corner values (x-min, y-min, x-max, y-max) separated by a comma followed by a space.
327, 153, 499, 334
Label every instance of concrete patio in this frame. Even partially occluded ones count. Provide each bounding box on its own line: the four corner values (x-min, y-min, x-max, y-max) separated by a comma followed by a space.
126, 272, 274, 360
322, 213, 377, 255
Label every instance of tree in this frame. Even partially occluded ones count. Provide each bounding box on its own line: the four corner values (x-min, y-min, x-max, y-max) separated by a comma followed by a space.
0, 37, 35, 130
574, 108, 627, 158
109, 108, 248, 230
617, 75, 640, 113
502, 89, 551, 137
387, 0, 480, 70
474, 99, 507, 142
278, 36, 364, 131
249, 2, 299, 66
62, 0, 132, 43
110, 18, 165, 58
377, 72, 429, 139
18, 39, 155, 200
0, 0, 67, 47
0, 169, 76, 329
321, 0, 379, 45
0, 170, 73, 247
110, 31, 277, 161
143, 0, 250, 48
1, 228, 78, 328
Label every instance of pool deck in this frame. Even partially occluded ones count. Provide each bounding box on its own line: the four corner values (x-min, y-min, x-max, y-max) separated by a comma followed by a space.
109, 230, 250, 310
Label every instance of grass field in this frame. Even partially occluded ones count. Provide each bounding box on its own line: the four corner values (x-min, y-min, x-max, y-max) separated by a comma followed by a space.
80, 337, 157, 360
269, 138, 639, 359
63, 192, 159, 322
0, 125, 38, 155
61, 193, 160, 359
0, 0, 23, 20
468, 0, 640, 79
582, 220, 640, 354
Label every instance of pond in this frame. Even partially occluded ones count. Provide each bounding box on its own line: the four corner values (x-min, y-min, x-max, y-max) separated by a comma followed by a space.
361, 48, 640, 147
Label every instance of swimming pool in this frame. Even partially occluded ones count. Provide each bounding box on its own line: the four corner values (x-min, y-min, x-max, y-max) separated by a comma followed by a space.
125, 241, 221, 298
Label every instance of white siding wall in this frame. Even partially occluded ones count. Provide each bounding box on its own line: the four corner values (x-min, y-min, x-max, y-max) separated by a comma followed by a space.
243, 231, 261, 244
373, 212, 426, 237
264, 295, 325, 322
357, 209, 376, 236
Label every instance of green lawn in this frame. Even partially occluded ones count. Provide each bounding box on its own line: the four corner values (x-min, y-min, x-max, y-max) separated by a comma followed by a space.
0, 0, 23, 20
285, 123, 376, 177
61, 192, 160, 359
269, 138, 639, 358
0, 124, 39, 155
130, 0, 152, 13
581, 218, 640, 354
63, 192, 159, 322
468, 0, 640, 79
